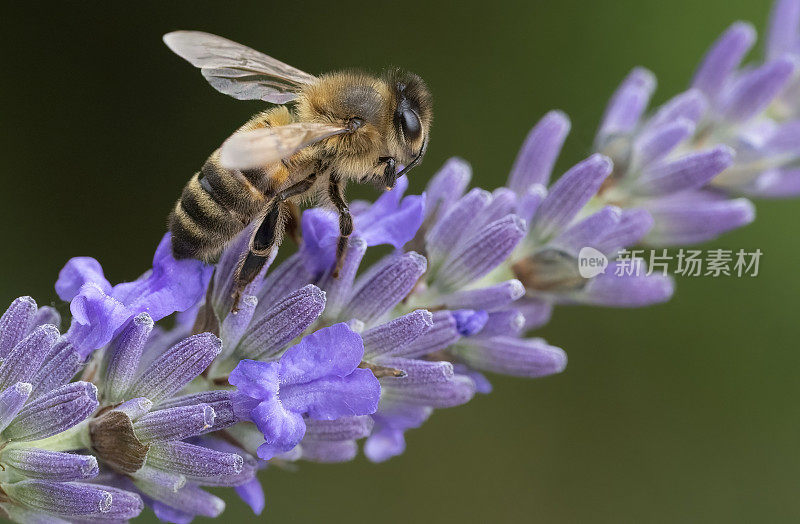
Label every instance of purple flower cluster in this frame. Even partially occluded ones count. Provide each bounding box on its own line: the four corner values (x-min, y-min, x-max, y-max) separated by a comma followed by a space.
1, 1, 799, 522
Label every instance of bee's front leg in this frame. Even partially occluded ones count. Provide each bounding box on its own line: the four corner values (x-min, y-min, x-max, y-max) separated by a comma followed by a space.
378, 156, 397, 190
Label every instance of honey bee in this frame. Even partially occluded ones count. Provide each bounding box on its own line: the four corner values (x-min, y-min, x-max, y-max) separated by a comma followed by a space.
163, 31, 432, 308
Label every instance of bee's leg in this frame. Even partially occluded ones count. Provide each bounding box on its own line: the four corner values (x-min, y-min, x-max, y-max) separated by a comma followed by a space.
231, 173, 318, 311
328, 173, 352, 278
284, 201, 302, 246
378, 156, 398, 190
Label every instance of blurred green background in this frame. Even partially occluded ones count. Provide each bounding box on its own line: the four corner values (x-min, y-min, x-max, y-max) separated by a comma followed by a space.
1, 0, 796, 522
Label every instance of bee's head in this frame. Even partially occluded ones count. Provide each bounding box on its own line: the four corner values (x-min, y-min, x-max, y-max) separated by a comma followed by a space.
384, 69, 432, 185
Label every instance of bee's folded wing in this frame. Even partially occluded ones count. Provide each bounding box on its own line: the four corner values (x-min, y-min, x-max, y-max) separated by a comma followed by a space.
219, 123, 348, 170
163, 30, 317, 104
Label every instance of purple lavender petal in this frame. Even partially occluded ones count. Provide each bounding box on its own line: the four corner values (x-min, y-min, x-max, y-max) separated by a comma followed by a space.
531, 154, 612, 240
0, 324, 58, 390
55, 257, 112, 302
278, 323, 363, 383
425, 188, 491, 266
65, 283, 130, 358
341, 252, 427, 324
440, 279, 525, 311
146, 441, 245, 485
355, 176, 425, 249
2, 448, 98, 481
104, 313, 153, 402
644, 194, 755, 245
597, 68, 656, 142
300, 208, 339, 276
126, 332, 221, 403
719, 57, 796, 122
515, 297, 553, 330
746, 168, 800, 197
767, 0, 800, 59
508, 110, 571, 192
595, 208, 654, 254
361, 309, 433, 358
578, 265, 674, 307
5, 382, 98, 442
551, 206, 622, 254
634, 119, 696, 167
229, 360, 279, 406
282, 369, 380, 420
2, 481, 143, 520
112, 233, 213, 322
451, 309, 488, 336
395, 311, 460, 358
158, 390, 236, 433
646, 89, 708, 129
692, 22, 757, 100
0, 382, 32, 432
634, 145, 735, 196
0, 297, 38, 358
455, 337, 567, 378
438, 215, 526, 290
235, 478, 265, 515
424, 157, 472, 220
251, 396, 306, 460
133, 404, 216, 441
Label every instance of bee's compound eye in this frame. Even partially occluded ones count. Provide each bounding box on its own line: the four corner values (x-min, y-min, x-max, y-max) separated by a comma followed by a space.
400, 109, 421, 141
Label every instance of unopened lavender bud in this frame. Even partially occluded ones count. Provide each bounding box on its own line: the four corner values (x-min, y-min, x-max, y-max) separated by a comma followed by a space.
2, 480, 143, 521
126, 332, 221, 403
1, 448, 99, 481
0, 382, 32, 432
133, 404, 216, 442
104, 312, 153, 402
4, 381, 98, 441
0, 297, 37, 358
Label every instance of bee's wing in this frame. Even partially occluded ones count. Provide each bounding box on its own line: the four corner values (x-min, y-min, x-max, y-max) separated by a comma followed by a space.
163, 31, 317, 104
219, 122, 348, 170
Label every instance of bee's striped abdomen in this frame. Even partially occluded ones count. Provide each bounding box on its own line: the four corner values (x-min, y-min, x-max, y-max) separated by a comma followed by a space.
169, 164, 251, 262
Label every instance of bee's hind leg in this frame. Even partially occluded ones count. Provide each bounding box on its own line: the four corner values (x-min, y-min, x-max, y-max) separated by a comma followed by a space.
231, 173, 318, 311
328, 173, 352, 278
